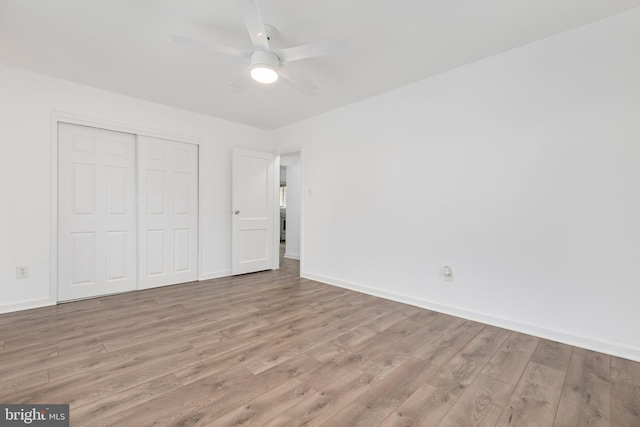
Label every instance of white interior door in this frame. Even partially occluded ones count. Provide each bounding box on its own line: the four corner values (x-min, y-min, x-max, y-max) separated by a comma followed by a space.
232, 148, 277, 275
58, 123, 137, 301
138, 136, 198, 289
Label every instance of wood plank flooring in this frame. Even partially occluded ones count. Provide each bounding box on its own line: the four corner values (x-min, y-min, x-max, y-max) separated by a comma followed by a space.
1, 254, 639, 426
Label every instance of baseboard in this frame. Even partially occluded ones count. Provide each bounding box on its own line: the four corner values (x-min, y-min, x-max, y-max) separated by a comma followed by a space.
284, 253, 300, 260
200, 270, 232, 281
0, 297, 54, 315
1, 271, 233, 315
302, 271, 640, 362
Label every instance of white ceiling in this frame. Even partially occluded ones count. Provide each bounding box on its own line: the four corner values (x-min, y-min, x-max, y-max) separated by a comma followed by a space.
1, 0, 639, 130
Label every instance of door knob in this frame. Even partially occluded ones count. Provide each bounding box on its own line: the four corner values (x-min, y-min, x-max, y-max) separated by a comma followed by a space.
233, 210, 240, 215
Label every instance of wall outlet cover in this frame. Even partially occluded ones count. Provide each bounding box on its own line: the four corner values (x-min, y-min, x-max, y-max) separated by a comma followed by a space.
16, 266, 29, 279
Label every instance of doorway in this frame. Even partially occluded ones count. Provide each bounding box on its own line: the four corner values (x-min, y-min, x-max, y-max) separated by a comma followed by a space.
279, 152, 301, 275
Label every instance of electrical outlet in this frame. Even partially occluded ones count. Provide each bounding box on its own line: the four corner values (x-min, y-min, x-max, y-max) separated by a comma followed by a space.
16, 266, 29, 279
443, 265, 453, 282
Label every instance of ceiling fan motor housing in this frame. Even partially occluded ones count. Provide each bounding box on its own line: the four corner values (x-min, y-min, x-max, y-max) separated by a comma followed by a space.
251, 50, 280, 69
250, 50, 280, 83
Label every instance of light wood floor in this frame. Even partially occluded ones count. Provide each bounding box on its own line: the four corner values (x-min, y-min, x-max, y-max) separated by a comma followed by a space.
1, 256, 639, 426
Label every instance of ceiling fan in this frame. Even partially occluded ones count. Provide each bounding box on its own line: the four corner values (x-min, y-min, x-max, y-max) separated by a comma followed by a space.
172, 0, 348, 95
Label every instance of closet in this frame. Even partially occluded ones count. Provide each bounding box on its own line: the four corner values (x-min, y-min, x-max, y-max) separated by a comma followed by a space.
57, 123, 198, 301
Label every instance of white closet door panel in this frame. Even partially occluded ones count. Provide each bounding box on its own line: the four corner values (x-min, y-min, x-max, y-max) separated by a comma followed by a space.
174, 229, 192, 272
58, 123, 137, 301
138, 136, 198, 289
146, 230, 166, 276
106, 231, 128, 280
71, 232, 95, 285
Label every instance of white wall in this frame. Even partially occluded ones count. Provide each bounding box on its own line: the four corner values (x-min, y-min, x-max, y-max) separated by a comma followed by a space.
280, 154, 301, 260
274, 8, 640, 361
0, 64, 271, 314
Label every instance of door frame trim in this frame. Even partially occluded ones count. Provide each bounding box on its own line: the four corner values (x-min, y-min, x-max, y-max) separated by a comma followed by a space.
50, 111, 203, 304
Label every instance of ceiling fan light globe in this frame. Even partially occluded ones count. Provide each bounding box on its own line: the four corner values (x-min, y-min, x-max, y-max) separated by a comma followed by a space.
251, 66, 278, 84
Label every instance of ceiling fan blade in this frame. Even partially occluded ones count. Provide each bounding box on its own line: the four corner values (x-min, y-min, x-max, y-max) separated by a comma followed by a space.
229, 66, 253, 92
276, 39, 348, 63
171, 34, 249, 58
237, 0, 270, 51
278, 65, 319, 96
171, 34, 207, 49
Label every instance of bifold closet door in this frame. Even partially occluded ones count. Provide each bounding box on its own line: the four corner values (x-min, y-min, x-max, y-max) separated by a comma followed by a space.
138, 136, 198, 289
58, 123, 137, 301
